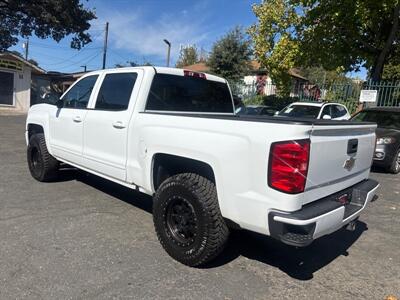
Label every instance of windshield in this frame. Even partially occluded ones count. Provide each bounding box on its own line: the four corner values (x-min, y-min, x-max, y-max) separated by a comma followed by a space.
278, 104, 320, 119
352, 111, 400, 130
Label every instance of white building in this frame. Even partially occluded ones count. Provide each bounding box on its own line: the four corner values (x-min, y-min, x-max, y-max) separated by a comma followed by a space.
0, 52, 45, 113
182, 61, 309, 98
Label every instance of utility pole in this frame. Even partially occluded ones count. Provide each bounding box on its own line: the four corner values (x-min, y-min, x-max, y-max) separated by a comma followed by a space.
80, 65, 87, 72
102, 22, 109, 69
163, 39, 171, 67
23, 38, 29, 60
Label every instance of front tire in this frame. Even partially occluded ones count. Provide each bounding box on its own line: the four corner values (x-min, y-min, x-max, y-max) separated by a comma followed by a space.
27, 133, 59, 181
387, 148, 400, 174
153, 173, 229, 266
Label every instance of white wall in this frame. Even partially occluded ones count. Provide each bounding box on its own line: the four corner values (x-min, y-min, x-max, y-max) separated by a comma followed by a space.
0, 65, 31, 113
242, 75, 276, 96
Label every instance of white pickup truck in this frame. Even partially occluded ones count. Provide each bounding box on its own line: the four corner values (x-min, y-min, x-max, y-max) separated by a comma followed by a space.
26, 67, 379, 266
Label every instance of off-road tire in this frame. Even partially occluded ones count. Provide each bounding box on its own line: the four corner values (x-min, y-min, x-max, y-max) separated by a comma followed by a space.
153, 173, 229, 266
27, 133, 59, 181
387, 148, 400, 174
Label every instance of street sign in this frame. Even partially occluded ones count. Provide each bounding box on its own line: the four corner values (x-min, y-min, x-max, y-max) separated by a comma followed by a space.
359, 90, 378, 103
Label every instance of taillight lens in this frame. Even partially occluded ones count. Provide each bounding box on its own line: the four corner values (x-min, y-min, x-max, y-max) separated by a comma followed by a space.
268, 139, 310, 194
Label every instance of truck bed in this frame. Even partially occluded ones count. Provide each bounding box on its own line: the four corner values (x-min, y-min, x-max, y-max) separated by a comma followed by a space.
142, 111, 375, 126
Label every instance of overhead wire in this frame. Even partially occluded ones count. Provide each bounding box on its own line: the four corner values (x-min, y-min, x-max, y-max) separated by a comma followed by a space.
31, 29, 105, 69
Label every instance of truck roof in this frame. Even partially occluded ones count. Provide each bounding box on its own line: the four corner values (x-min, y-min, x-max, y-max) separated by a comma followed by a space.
82, 66, 227, 83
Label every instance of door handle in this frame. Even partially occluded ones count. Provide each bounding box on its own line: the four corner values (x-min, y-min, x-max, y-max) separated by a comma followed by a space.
73, 116, 82, 123
112, 121, 126, 129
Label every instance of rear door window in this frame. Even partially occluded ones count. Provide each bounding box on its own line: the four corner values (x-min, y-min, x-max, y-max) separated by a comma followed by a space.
95, 73, 137, 110
145, 74, 234, 113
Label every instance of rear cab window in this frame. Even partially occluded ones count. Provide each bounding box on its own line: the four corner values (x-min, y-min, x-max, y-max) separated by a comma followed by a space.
145, 73, 234, 113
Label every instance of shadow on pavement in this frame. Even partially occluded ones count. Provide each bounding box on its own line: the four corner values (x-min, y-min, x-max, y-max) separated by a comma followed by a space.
56, 168, 367, 281
206, 222, 367, 280
58, 168, 153, 214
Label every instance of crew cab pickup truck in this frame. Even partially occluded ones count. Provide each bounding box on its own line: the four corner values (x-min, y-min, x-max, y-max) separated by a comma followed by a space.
26, 67, 379, 266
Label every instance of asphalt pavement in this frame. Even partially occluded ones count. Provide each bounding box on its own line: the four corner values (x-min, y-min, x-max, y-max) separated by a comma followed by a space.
0, 115, 399, 299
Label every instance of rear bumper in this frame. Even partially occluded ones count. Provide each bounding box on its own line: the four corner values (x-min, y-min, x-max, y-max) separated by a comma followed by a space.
268, 179, 379, 247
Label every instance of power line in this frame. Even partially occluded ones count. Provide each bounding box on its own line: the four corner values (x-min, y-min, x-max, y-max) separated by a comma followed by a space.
38, 50, 102, 69
108, 48, 131, 62
29, 42, 102, 50
47, 52, 102, 73
28, 30, 105, 50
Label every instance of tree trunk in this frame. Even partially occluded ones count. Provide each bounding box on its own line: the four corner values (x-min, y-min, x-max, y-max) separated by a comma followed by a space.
371, 5, 399, 82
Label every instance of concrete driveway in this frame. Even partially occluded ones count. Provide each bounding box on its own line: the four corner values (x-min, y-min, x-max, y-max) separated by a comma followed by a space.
0, 115, 399, 299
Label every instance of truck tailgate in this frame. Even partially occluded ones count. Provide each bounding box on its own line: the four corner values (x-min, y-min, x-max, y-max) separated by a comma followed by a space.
305, 124, 376, 202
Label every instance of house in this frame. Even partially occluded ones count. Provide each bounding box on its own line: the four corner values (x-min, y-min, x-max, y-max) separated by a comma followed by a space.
0, 52, 46, 113
181, 61, 309, 97
30, 70, 89, 106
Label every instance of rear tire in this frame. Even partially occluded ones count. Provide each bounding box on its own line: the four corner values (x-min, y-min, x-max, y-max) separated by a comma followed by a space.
153, 173, 229, 266
387, 149, 400, 174
27, 133, 59, 181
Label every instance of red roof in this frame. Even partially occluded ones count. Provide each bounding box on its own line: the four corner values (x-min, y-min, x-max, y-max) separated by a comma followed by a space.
181, 61, 308, 81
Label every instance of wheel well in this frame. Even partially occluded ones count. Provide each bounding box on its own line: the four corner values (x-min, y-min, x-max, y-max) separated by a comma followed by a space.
152, 153, 216, 191
27, 124, 44, 140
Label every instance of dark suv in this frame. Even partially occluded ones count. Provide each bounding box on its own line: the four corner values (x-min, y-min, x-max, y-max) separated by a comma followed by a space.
352, 107, 400, 173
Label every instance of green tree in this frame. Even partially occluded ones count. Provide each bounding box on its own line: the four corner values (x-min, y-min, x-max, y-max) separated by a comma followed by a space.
298, 66, 351, 85
382, 63, 400, 80
176, 45, 199, 68
28, 58, 39, 66
250, 0, 400, 93
382, 46, 400, 80
9, 50, 23, 58
0, 0, 96, 51
115, 60, 153, 68
207, 27, 252, 82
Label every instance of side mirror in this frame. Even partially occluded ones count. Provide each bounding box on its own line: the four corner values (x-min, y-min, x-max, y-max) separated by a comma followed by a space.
55, 99, 64, 109
322, 114, 332, 120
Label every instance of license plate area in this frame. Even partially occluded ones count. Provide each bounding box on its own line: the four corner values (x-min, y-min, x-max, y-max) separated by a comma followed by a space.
335, 190, 352, 205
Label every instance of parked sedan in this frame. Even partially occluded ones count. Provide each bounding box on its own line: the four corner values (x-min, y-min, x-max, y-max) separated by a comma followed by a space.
276, 102, 351, 120
236, 105, 277, 116
352, 107, 400, 174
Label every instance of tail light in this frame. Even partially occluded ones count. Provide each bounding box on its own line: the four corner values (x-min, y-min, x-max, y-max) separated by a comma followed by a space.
184, 70, 206, 79
268, 139, 310, 194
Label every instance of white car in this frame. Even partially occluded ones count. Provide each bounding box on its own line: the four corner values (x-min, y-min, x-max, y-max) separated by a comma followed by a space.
278, 102, 351, 120
26, 67, 378, 266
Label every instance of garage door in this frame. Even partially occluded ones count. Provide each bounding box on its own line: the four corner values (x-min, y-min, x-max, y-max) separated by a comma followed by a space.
0, 71, 14, 105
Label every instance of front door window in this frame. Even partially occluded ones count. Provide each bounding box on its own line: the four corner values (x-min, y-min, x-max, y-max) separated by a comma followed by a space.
62, 75, 98, 109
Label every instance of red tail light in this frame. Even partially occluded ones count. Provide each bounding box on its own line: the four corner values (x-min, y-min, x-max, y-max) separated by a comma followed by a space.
268, 139, 310, 194
184, 70, 206, 79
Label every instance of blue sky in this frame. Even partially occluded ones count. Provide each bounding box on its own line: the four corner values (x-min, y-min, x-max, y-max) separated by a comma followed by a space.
10, 0, 367, 79
10, 0, 256, 73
